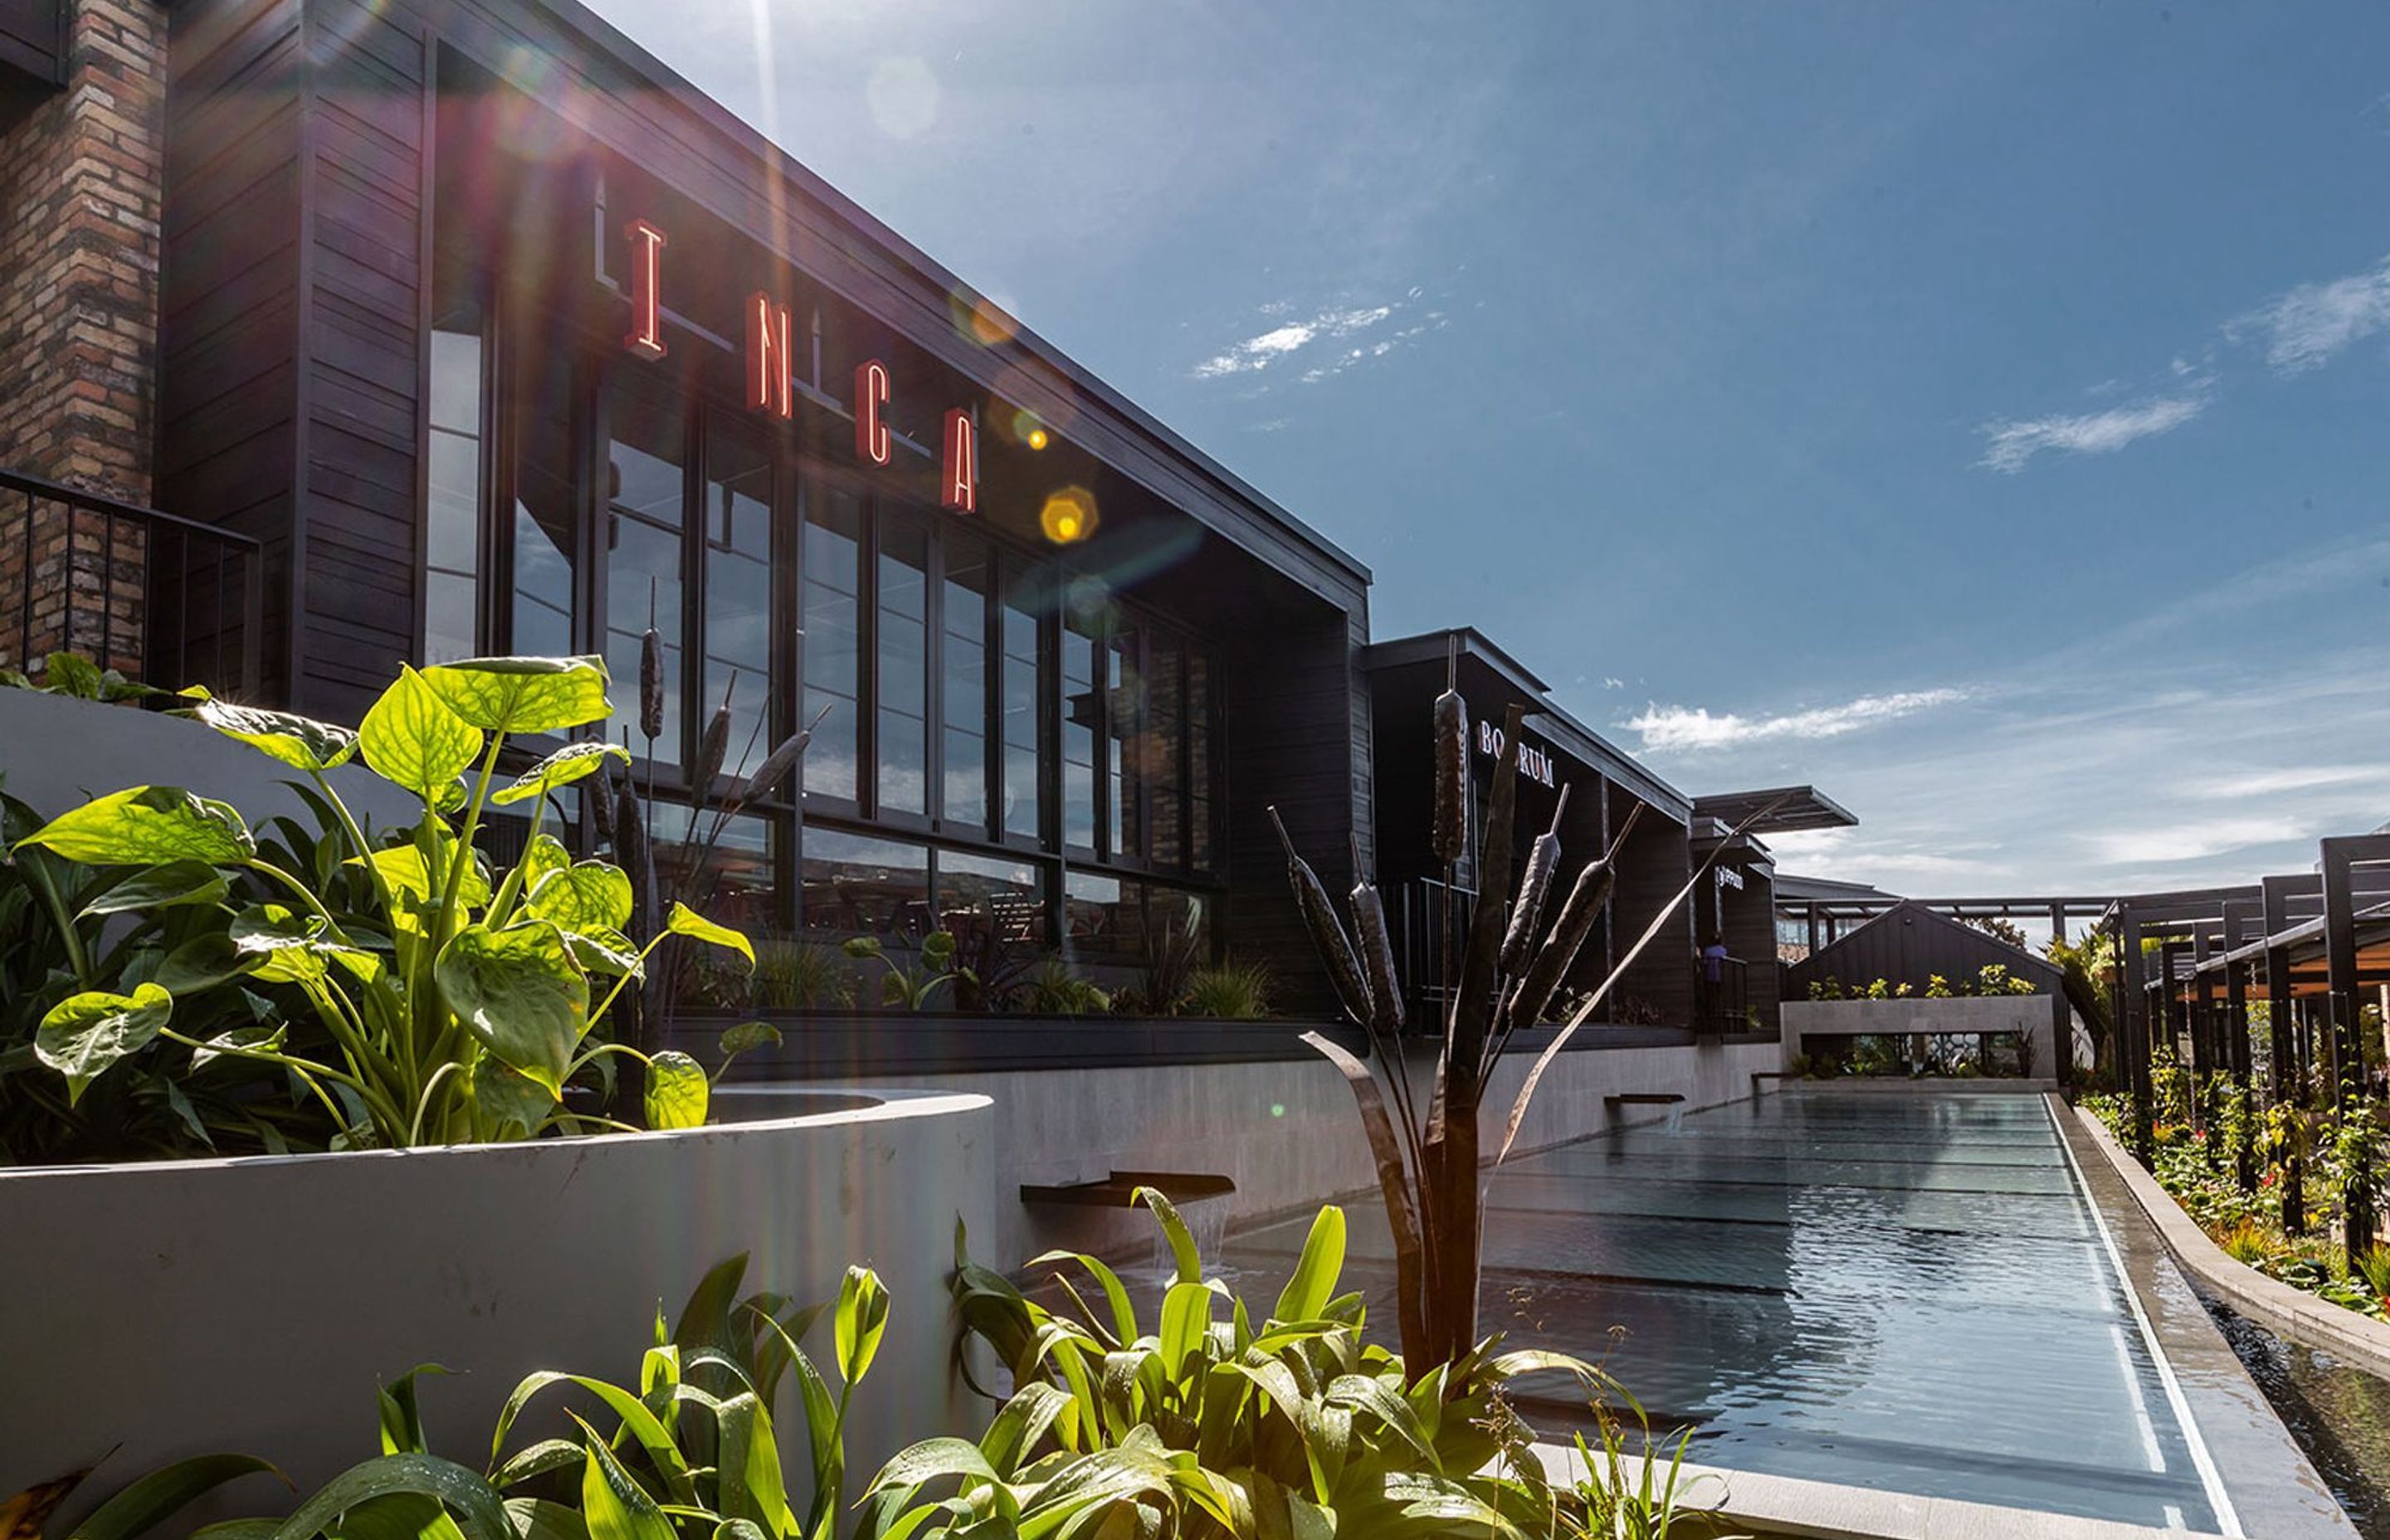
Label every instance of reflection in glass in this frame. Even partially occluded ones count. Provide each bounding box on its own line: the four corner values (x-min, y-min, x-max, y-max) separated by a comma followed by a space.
705, 419, 773, 782
936, 849, 1046, 948
801, 827, 929, 938
1108, 627, 1141, 860
1061, 604, 1098, 850
802, 490, 861, 801
425, 309, 482, 665
1149, 633, 1185, 867
1188, 653, 1213, 872
941, 538, 991, 831
510, 342, 578, 658
1001, 568, 1046, 846
650, 801, 779, 937
878, 519, 929, 816
605, 371, 686, 764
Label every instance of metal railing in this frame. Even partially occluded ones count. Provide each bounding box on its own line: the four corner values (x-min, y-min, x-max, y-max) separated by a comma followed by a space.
0, 467, 262, 697
1696, 954, 1752, 1033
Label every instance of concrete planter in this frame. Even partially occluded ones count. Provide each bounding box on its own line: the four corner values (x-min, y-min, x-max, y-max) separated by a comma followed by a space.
0, 1089, 993, 1523
1783, 995, 2060, 1079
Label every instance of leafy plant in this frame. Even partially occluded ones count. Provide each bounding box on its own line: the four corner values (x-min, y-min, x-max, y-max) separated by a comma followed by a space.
844, 930, 966, 1010
0, 649, 159, 703
12, 657, 754, 1146
883, 1192, 1639, 1539
1019, 955, 1112, 1016
0, 1453, 285, 1540
1275, 677, 1783, 1382
750, 936, 856, 1011
1182, 960, 1272, 1019
1140, 896, 1207, 1013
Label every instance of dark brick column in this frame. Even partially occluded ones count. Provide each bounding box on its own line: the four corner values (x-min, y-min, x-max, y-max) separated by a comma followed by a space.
0, 0, 166, 675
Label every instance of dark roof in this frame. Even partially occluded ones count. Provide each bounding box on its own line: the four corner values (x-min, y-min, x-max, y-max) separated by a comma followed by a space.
1786, 899, 2065, 995
1359, 627, 1690, 820
1775, 873, 1899, 903
1691, 786, 1858, 835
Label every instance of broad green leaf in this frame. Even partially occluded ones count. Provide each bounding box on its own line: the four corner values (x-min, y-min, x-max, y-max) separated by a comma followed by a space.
363, 846, 490, 908
193, 1023, 285, 1070
37, 983, 172, 1104
835, 1265, 890, 1388
666, 902, 753, 967
44, 651, 105, 699
1135, 1188, 1203, 1286
266, 1455, 510, 1540
377, 1363, 452, 1455
492, 741, 628, 806
530, 863, 633, 934
1157, 1282, 1213, 1380
489, 1378, 695, 1506
563, 926, 643, 979
474, 1055, 558, 1138
641, 1050, 709, 1130
191, 698, 359, 772
17, 786, 254, 865
66, 1454, 285, 1540
501, 1501, 588, 1540
80, 860, 231, 917
521, 832, 572, 894
360, 666, 483, 797
866, 1440, 998, 1498
435, 923, 588, 1095
423, 656, 611, 736
575, 1428, 675, 1540
717, 1020, 782, 1057
1272, 1206, 1347, 1326
155, 932, 252, 994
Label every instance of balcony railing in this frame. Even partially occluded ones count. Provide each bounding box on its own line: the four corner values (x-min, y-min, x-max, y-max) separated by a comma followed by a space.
0, 467, 261, 697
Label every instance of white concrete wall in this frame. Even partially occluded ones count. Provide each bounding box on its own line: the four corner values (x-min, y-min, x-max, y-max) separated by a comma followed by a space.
850, 1036, 1788, 1267
1783, 995, 2057, 1078
0, 686, 420, 831
0, 1092, 993, 1523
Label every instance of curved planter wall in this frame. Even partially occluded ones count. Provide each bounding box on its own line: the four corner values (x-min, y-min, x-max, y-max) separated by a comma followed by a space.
0, 1089, 994, 1522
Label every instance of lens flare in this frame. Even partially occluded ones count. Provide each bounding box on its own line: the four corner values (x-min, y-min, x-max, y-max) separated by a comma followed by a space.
1027, 427, 1050, 451
951, 290, 1017, 347
1040, 487, 1099, 545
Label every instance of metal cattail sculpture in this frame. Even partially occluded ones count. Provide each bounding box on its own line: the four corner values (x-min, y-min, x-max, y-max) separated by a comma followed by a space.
638, 626, 665, 743
1285, 694, 1783, 1383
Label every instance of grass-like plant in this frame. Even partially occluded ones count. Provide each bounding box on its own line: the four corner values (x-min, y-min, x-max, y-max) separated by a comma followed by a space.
1276, 680, 1780, 1382
13, 656, 755, 1146
1181, 959, 1272, 1019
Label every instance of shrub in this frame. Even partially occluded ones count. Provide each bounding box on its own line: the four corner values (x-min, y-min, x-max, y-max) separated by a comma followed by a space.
1182, 959, 1273, 1018
1020, 956, 1111, 1015
11, 659, 757, 1148
753, 937, 856, 1011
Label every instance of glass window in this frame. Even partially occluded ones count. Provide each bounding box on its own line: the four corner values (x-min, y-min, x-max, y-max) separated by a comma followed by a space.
425, 306, 482, 665
802, 489, 861, 802
705, 418, 773, 783
1001, 564, 1048, 846
936, 849, 1046, 947
1108, 626, 1140, 860
508, 344, 578, 658
941, 538, 992, 833
801, 827, 929, 939
1187, 651, 1213, 873
1061, 598, 1100, 852
877, 519, 929, 817
650, 802, 780, 937
604, 372, 687, 765
1148, 633, 1185, 868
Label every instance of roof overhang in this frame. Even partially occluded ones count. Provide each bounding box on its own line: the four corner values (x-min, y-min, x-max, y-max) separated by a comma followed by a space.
1691, 786, 1858, 836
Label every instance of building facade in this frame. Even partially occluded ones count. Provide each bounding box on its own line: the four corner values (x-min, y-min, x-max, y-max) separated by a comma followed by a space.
0, 0, 1835, 1031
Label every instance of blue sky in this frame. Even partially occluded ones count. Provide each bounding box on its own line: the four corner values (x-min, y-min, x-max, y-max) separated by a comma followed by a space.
588, 0, 2390, 899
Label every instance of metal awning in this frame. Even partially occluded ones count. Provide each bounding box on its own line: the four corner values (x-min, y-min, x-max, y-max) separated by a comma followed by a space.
1691, 785, 1858, 836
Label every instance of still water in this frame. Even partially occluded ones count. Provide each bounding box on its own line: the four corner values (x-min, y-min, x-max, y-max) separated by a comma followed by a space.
1224, 1091, 2224, 1529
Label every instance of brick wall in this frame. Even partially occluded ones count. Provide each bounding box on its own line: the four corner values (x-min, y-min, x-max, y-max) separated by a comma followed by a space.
0, 0, 165, 674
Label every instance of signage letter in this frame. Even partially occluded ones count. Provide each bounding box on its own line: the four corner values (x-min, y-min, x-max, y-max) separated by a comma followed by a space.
747, 293, 794, 420
855, 359, 891, 466
623, 220, 668, 360
940, 408, 978, 513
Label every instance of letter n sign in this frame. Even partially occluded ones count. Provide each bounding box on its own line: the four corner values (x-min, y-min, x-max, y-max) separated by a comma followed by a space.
941, 408, 978, 514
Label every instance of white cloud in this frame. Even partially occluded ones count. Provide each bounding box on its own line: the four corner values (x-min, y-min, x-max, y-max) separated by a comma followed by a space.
2174, 764, 2390, 801
2086, 816, 2314, 867
1190, 300, 1434, 383
1975, 393, 2207, 474
2238, 256, 2390, 375
1622, 688, 1965, 753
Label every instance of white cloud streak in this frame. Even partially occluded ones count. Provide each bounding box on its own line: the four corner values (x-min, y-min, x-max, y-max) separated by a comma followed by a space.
1975, 393, 2207, 473
2238, 256, 2390, 375
1622, 688, 1965, 753
1191, 300, 1432, 383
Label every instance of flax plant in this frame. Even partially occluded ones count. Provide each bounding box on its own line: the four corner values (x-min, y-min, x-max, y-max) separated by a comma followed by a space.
1279, 685, 1782, 1382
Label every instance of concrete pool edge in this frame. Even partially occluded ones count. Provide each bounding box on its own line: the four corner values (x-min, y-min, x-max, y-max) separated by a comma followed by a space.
2052, 1094, 2359, 1538
1529, 1445, 2222, 1540
2070, 1099, 2390, 1383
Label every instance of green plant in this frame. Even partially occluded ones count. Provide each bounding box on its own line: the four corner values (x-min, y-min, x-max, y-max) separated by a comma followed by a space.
1275, 680, 1783, 1382
1559, 1399, 1739, 1540
844, 929, 965, 1010
1, 1454, 286, 1540
2352, 1246, 2390, 1315
1142, 895, 1207, 1013
0, 649, 159, 702
12, 657, 757, 1147
883, 1192, 1655, 1539
1924, 974, 1952, 999
1019, 955, 1111, 1015
752, 937, 856, 1011
1182, 959, 1272, 1019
